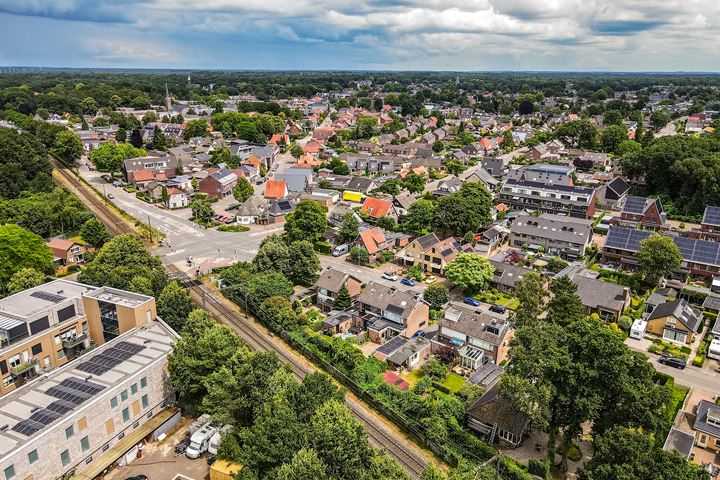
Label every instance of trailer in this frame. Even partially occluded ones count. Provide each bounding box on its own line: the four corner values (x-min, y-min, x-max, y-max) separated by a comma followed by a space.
208, 425, 233, 455
630, 319, 647, 340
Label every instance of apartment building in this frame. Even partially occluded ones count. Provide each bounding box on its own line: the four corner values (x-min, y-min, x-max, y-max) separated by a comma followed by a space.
497, 179, 596, 219
510, 214, 593, 260
0, 280, 157, 397
0, 319, 178, 480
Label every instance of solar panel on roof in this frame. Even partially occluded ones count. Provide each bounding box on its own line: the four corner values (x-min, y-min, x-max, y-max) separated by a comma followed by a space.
46, 400, 76, 414
703, 206, 720, 226
11, 419, 44, 436
29, 291, 66, 303
60, 377, 105, 395
115, 341, 145, 354
623, 196, 648, 214
440, 248, 453, 257
45, 385, 91, 404
29, 409, 62, 425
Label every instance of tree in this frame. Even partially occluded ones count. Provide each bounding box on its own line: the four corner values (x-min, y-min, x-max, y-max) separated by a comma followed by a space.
7, 267, 46, 295
183, 119, 209, 141
80, 218, 111, 248
115, 127, 127, 143
402, 200, 436, 236
258, 296, 299, 332
434, 182, 492, 236
310, 400, 371, 480
128, 129, 144, 148
233, 177, 254, 203
339, 212, 360, 243
246, 272, 294, 305
289, 143, 304, 159
600, 125, 628, 154
253, 237, 291, 275
402, 172, 426, 194
349, 246, 369, 265
423, 284, 449, 310
0, 224, 53, 288
157, 281, 195, 332
554, 120, 597, 149
168, 309, 245, 403
518, 99, 534, 115
51, 130, 83, 163
650, 110, 670, 130
89, 143, 146, 173
579, 426, 708, 480
375, 215, 398, 231
603, 109, 624, 126
362, 451, 409, 480
638, 233, 682, 285
444, 254, 495, 294
149, 126, 167, 151
284, 201, 328, 243
421, 464, 448, 480
128, 275, 154, 296
432, 141, 444, 153
0, 128, 53, 199
276, 448, 328, 480
288, 240, 321, 285
190, 198, 214, 223
512, 271, 548, 327
546, 275, 586, 326
334, 284, 352, 310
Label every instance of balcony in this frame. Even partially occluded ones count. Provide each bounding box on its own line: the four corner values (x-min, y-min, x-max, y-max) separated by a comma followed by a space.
11, 359, 38, 377
63, 333, 88, 349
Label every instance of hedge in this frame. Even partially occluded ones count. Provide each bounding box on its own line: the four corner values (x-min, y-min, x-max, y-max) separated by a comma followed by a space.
528, 458, 550, 479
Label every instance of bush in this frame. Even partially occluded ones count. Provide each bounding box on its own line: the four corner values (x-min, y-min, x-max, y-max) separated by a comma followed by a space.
432, 382, 451, 394
566, 445, 582, 462
314, 241, 331, 255
528, 458, 550, 479
618, 315, 633, 331
680, 346, 692, 354
217, 225, 250, 232
499, 457, 532, 480
692, 355, 705, 367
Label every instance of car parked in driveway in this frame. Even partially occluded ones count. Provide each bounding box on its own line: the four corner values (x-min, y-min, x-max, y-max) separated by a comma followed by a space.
382, 271, 398, 281
424, 275, 437, 285
174, 438, 190, 455
464, 297, 481, 307
658, 355, 686, 370
489, 304, 506, 314
400, 277, 416, 287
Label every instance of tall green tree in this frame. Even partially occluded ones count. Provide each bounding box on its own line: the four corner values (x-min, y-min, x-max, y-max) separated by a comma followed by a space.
402, 200, 436, 236
183, 119, 209, 141
284, 201, 328, 243
512, 271, 548, 328
288, 240, 321, 285
333, 284, 352, 310
434, 182, 492, 236
6, 267, 46, 295
0, 128, 53, 199
190, 198, 214, 223
444, 253, 494, 294
149, 126, 167, 151
233, 177, 254, 203
115, 127, 127, 143
80, 218, 111, 248
638, 234, 682, 285
253, 236, 291, 275
51, 130, 83, 163
546, 275, 586, 326
554, 119, 597, 148
600, 125, 628, 154
423, 283, 450, 310
88, 143, 146, 173
0, 224, 53, 288
276, 448, 328, 480
339, 212, 360, 243
157, 281, 195, 332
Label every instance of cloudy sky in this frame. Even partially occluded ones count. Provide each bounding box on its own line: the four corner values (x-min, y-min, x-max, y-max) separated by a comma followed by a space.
0, 0, 718, 71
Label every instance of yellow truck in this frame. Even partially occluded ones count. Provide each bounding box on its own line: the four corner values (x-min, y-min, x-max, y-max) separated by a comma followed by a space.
210, 460, 243, 480
342, 190, 363, 203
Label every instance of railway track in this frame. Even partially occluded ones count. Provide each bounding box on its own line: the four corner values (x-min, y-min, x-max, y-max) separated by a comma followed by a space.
169, 268, 429, 478
51, 162, 429, 478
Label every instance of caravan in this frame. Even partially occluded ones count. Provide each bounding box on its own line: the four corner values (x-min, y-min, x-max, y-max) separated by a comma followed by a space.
186, 424, 217, 459
208, 425, 233, 455
629, 319, 647, 340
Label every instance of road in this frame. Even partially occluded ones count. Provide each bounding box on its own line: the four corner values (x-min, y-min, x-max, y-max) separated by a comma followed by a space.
627, 344, 720, 392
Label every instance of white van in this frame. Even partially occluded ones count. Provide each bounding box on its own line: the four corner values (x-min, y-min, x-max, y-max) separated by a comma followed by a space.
332, 244, 349, 256
208, 425, 233, 455
630, 319, 647, 340
186, 424, 217, 459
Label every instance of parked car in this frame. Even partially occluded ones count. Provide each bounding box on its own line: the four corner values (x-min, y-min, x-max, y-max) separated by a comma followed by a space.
101, 174, 113, 183
400, 278, 416, 287
125, 476, 148, 480
206, 454, 217, 465
489, 304, 506, 314
174, 439, 190, 454
464, 297, 481, 307
107, 193, 115, 199
382, 271, 398, 281
658, 355, 686, 370
424, 275, 437, 284
332, 244, 349, 257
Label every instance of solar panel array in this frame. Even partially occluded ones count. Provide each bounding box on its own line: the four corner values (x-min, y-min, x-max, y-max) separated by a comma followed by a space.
703, 206, 720, 227
75, 341, 146, 375
622, 196, 649, 214
603, 227, 651, 252
29, 291, 66, 303
11, 377, 106, 436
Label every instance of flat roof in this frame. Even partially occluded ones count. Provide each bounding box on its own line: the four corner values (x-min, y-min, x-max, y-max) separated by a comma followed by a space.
0, 280, 96, 319
0, 320, 177, 461
84, 287, 153, 308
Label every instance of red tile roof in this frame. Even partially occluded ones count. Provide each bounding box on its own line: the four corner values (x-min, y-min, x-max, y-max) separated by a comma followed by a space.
167, 187, 183, 196
382, 371, 410, 391
131, 169, 155, 182
359, 227, 387, 255
303, 141, 323, 154
264, 179, 287, 199
361, 197, 392, 218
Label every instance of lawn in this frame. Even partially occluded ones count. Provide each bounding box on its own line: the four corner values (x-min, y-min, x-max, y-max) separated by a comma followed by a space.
401, 369, 424, 388
667, 384, 689, 423
441, 372, 466, 393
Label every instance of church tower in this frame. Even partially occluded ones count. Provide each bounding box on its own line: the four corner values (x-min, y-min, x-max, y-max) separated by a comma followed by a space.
164, 83, 172, 112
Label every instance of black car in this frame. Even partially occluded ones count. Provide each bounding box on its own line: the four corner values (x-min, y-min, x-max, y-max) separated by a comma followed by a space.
207, 454, 217, 465
174, 439, 190, 454
489, 305, 506, 314
659, 355, 686, 370
125, 476, 148, 480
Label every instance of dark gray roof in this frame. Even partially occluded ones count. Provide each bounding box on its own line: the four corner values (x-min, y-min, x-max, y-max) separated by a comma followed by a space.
489, 261, 532, 289
276, 170, 310, 192
694, 400, 720, 438
466, 168, 499, 187
323, 311, 353, 327
387, 337, 430, 366
605, 226, 720, 267
622, 195, 662, 215
605, 177, 630, 199
662, 428, 695, 459
346, 176, 375, 193
704, 293, 720, 314
511, 214, 593, 245
647, 299, 702, 333
504, 178, 594, 197
468, 363, 504, 388
414, 233, 441, 251
357, 282, 419, 318
440, 304, 510, 347
269, 199, 296, 215
572, 276, 629, 313
315, 268, 356, 293
467, 385, 530, 437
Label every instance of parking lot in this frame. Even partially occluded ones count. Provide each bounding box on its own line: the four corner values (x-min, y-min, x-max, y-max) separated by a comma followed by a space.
104, 417, 210, 480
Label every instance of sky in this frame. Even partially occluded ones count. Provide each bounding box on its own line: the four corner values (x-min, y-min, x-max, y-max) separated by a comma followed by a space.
0, 0, 718, 71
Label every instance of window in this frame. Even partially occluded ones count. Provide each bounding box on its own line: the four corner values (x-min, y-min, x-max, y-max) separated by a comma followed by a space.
120, 390, 128, 401
141, 394, 149, 409
3, 465, 14, 480
85, 456, 93, 465
65, 425, 75, 439
105, 419, 115, 435
130, 383, 138, 395
81, 436, 90, 452
78, 417, 87, 432
133, 421, 140, 429
102, 444, 110, 453
140, 377, 147, 389
60, 450, 71, 467
28, 449, 38, 464
118, 432, 125, 440
110, 396, 118, 408
122, 408, 130, 422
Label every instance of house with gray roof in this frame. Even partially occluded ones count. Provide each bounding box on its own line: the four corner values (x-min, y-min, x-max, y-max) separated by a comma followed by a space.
276, 168, 312, 193
488, 261, 535, 294
356, 282, 429, 344
466, 385, 531, 448
571, 274, 631, 321
693, 400, 720, 452
510, 214, 593, 260
646, 299, 702, 345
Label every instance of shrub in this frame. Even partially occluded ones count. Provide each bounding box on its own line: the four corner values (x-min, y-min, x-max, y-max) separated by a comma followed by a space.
566, 445, 582, 462
680, 346, 692, 354
314, 241, 331, 255
528, 458, 550, 479
617, 315, 633, 330
692, 355, 705, 367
